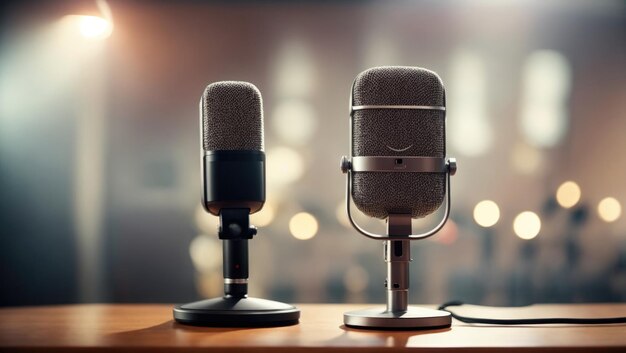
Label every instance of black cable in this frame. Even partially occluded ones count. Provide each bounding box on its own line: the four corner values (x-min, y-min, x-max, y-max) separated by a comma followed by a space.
438, 301, 626, 325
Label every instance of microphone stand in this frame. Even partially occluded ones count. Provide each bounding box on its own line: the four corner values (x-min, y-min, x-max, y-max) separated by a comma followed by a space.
340, 156, 455, 329
173, 208, 300, 327
342, 212, 452, 329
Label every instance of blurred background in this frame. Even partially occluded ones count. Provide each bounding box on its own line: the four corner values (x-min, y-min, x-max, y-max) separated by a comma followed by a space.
1, 0, 625, 307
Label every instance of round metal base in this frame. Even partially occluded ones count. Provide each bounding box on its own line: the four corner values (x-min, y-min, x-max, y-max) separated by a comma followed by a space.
344, 306, 451, 330
173, 296, 300, 327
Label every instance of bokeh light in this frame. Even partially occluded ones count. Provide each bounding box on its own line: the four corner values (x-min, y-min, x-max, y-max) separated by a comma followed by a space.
556, 181, 581, 209
273, 40, 315, 97
598, 197, 621, 223
513, 211, 541, 240
77, 16, 113, 39
266, 146, 305, 186
448, 49, 492, 157
520, 50, 571, 148
473, 200, 500, 228
289, 212, 318, 240
250, 201, 276, 228
271, 99, 317, 145
189, 234, 221, 273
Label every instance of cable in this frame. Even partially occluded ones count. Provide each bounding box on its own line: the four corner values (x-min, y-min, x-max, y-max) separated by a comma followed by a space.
438, 301, 626, 325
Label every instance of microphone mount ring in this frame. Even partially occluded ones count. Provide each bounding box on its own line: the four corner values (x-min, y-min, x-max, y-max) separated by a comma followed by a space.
351, 156, 447, 173
218, 208, 257, 240
351, 104, 446, 112
340, 156, 456, 241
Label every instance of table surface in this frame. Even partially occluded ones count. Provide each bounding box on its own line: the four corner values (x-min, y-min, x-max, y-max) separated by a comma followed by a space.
1, 303, 625, 352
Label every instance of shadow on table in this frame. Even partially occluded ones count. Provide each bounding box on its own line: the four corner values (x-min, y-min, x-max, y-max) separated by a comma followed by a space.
105, 319, 255, 345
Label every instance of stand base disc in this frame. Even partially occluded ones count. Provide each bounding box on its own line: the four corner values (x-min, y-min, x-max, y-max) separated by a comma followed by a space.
173, 296, 300, 327
344, 306, 451, 330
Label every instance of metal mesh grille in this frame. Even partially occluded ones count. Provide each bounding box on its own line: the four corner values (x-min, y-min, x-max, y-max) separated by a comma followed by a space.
353, 66, 444, 107
201, 81, 264, 151
351, 67, 446, 219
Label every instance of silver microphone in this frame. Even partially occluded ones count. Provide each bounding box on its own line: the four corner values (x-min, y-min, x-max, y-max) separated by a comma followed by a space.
341, 66, 457, 329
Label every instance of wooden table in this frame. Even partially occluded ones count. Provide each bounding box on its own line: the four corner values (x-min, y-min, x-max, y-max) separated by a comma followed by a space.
1, 303, 625, 352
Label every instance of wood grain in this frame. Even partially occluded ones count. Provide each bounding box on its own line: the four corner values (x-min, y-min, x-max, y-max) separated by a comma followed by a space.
0, 303, 625, 352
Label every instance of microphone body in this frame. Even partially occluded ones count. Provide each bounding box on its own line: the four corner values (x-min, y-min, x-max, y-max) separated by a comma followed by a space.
202, 150, 264, 215
351, 66, 446, 219
200, 81, 265, 215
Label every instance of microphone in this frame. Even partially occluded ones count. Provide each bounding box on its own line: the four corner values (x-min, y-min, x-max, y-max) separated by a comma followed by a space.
174, 81, 299, 327
340, 67, 457, 329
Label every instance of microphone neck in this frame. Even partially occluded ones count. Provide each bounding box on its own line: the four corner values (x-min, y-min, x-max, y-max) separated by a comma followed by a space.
218, 208, 257, 298
385, 213, 412, 313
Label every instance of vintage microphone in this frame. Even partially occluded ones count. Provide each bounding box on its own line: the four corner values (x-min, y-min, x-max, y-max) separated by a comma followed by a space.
173, 81, 300, 327
340, 66, 457, 329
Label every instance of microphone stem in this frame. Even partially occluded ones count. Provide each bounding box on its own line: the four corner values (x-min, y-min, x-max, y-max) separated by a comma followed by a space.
223, 239, 249, 298
385, 240, 410, 313
385, 213, 412, 313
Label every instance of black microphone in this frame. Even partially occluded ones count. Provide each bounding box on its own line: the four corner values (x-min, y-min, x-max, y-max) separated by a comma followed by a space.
200, 81, 264, 297
340, 66, 457, 329
174, 81, 299, 327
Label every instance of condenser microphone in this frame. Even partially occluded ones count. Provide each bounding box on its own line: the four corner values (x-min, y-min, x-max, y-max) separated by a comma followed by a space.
351, 67, 446, 219
174, 81, 299, 327
200, 81, 264, 216
340, 66, 457, 329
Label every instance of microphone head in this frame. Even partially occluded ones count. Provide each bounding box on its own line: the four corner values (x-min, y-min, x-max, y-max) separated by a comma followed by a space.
351, 66, 446, 219
200, 81, 266, 215
201, 81, 264, 152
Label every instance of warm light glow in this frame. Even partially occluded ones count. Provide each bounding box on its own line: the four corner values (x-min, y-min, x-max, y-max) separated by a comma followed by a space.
520, 50, 571, 148
473, 200, 500, 228
598, 197, 621, 223
271, 99, 317, 145
250, 201, 276, 227
266, 147, 305, 186
448, 49, 492, 157
289, 212, 318, 240
273, 40, 315, 97
344, 266, 369, 293
189, 234, 221, 273
78, 16, 113, 39
513, 211, 541, 240
556, 181, 581, 209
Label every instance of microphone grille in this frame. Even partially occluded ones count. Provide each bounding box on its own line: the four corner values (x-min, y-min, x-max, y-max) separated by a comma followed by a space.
201, 81, 264, 151
351, 66, 446, 219
353, 66, 444, 107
